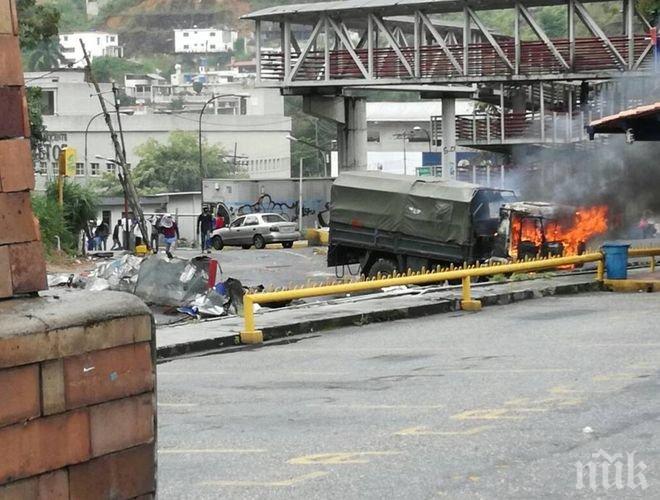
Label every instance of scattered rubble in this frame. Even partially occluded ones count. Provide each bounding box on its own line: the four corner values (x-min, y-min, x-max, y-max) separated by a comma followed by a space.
46, 253, 259, 319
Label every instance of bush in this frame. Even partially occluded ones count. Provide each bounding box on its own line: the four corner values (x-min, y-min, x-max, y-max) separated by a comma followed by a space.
31, 194, 75, 254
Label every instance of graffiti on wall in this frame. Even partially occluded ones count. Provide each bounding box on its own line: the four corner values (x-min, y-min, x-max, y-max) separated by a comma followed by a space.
227, 193, 330, 227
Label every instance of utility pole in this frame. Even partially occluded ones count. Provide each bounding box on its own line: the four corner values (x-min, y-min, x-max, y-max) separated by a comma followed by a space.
80, 40, 150, 249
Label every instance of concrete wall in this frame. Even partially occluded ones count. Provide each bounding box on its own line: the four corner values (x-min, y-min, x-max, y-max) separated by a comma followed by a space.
0, 292, 157, 499
202, 178, 334, 229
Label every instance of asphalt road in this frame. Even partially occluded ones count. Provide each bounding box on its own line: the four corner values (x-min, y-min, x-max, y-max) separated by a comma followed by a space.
174, 246, 335, 289
157, 292, 660, 499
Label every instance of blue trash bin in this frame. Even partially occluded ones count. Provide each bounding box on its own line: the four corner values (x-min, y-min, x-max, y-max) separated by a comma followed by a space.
601, 243, 630, 280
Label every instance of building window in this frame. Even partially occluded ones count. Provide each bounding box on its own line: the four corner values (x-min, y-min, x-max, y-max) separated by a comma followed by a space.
90, 163, 100, 176
39, 161, 47, 175
63, 35, 68, 41
75, 162, 84, 176
183, 45, 189, 50
210, 44, 216, 50
40, 90, 56, 116
110, 36, 115, 42
51, 162, 58, 175
106, 162, 115, 173
210, 32, 216, 37
183, 32, 189, 37
97, 37, 101, 45
367, 130, 380, 143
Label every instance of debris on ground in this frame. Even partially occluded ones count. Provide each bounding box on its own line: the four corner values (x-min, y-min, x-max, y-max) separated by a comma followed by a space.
47, 253, 258, 319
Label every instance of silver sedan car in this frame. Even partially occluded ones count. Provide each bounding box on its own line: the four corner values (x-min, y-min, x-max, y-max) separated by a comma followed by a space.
210, 213, 301, 250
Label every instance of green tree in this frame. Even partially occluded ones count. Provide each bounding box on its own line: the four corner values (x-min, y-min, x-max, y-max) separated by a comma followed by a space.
25, 87, 47, 151
26, 38, 64, 70
96, 131, 246, 195
46, 0, 90, 31
90, 56, 151, 82
17, 0, 60, 51
46, 180, 99, 240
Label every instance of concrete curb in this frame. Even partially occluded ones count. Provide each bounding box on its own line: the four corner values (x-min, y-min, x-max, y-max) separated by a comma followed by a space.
156, 278, 603, 360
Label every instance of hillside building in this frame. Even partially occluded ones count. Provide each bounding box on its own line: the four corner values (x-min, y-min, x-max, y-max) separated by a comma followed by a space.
59, 31, 123, 68
174, 28, 238, 54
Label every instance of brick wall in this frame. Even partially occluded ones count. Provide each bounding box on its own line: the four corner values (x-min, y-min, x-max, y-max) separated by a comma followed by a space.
0, 292, 157, 499
0, 0, 47, 299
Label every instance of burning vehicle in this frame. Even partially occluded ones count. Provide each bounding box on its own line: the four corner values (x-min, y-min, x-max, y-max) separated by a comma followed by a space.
493, 202, 608, 261
328, 172, 608, 277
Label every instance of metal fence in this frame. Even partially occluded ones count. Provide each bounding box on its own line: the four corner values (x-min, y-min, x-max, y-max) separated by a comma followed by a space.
240, 247, 660, 344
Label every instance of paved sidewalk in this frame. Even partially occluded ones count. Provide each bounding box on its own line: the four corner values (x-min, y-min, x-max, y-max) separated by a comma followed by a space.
156, 271, 603, 359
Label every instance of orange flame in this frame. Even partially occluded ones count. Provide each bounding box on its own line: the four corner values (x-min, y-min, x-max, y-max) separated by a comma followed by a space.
510, 205, 608, 258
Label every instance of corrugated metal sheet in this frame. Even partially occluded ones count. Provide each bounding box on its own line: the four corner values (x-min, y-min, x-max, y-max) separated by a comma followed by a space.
589, 102, 660, 129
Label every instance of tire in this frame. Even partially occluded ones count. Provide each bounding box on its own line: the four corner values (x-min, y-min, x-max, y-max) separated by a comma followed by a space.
253, 234, 266, 250
241, 244, 252, 250
367, 258, 397, 279
282, 241, 294, 249
211, 236, 223, 251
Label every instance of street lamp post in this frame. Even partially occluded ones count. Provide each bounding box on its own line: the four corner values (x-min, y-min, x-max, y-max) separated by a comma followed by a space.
286, 134, 332, 233
198, 93, 246, 185
85, 111, 131, 183
413, 125, 433, 152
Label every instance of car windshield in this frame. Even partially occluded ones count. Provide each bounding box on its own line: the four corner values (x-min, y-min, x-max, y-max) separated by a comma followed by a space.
230, 217, 244, 228
262, 214, 286, 223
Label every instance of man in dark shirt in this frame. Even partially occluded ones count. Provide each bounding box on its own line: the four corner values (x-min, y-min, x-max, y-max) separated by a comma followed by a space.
197, 206, 214, 254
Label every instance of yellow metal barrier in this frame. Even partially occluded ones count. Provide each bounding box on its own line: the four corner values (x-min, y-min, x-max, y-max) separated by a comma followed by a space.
241, 247, 660, 344
240, 252, 602, 344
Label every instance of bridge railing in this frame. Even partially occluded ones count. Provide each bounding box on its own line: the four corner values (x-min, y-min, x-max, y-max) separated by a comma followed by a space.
239, 248, 660, 344
260, 35, 651, 84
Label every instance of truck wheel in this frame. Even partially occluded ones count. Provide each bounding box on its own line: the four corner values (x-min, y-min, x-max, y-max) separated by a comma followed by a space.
368, 258, 397, 279
254, 234, 266, 249
211, 236, 223, 251
282, 241, 294, 249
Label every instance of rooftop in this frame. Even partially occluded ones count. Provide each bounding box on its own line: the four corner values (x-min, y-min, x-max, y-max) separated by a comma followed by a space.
243, 0, 602, 22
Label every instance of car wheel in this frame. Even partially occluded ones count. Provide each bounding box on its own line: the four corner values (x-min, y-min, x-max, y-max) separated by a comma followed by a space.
282, 241, 294, 249
241, 244, 252, 250
211, 236, 223, 251
367, 258, 397, 279
253, 234, 266, 249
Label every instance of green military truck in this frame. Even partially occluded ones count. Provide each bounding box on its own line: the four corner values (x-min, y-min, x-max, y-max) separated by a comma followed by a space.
327, 172, 518, 277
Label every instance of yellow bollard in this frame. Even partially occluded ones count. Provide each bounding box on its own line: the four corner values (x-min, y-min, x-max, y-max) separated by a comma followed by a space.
596, 258, 605, 282
240, 295, 263, 344
651, 258, 656, 273
460, 275, 482, 311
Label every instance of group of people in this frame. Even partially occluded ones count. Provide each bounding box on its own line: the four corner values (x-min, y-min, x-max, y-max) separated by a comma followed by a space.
87, 205, 227, 258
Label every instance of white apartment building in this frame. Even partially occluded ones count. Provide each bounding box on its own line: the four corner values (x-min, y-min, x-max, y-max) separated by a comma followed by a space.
25, 70, 292, 189
174, 28, 238, 54
59, 31, 123, 68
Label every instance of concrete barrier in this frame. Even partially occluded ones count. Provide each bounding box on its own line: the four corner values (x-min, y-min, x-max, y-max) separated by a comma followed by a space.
0, 291, 157, 499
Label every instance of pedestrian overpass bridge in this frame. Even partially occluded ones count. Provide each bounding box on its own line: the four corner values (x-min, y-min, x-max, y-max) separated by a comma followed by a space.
243, 0, 657, 173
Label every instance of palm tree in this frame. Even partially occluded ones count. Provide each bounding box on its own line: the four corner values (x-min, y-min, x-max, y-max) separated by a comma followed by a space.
27, 38, 64, 71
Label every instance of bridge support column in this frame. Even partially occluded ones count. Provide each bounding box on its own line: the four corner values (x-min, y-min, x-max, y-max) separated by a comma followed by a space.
441, 96, 456, 179
303, 95, 367, 172
338, 97, 368, 172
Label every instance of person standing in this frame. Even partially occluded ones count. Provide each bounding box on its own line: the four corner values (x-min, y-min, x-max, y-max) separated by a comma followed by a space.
149, 214, 161, 252
111, 220, 122, 250
197, 206, 214, 254
94, 220, 110, 251
160, 214, 179, 259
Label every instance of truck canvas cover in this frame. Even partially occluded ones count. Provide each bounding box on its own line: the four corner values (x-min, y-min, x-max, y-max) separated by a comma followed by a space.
331, 172, 481, 246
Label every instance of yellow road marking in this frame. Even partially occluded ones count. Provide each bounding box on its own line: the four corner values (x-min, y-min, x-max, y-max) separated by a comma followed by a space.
200, 471, 329, 487
443, 368, 575, 373
309, 404, 444, 410
288, 451, 401, 465
159, 449, 267, 454
394, 425, 492, 436
592, 373, 636, 382
451, 408, 525, 420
